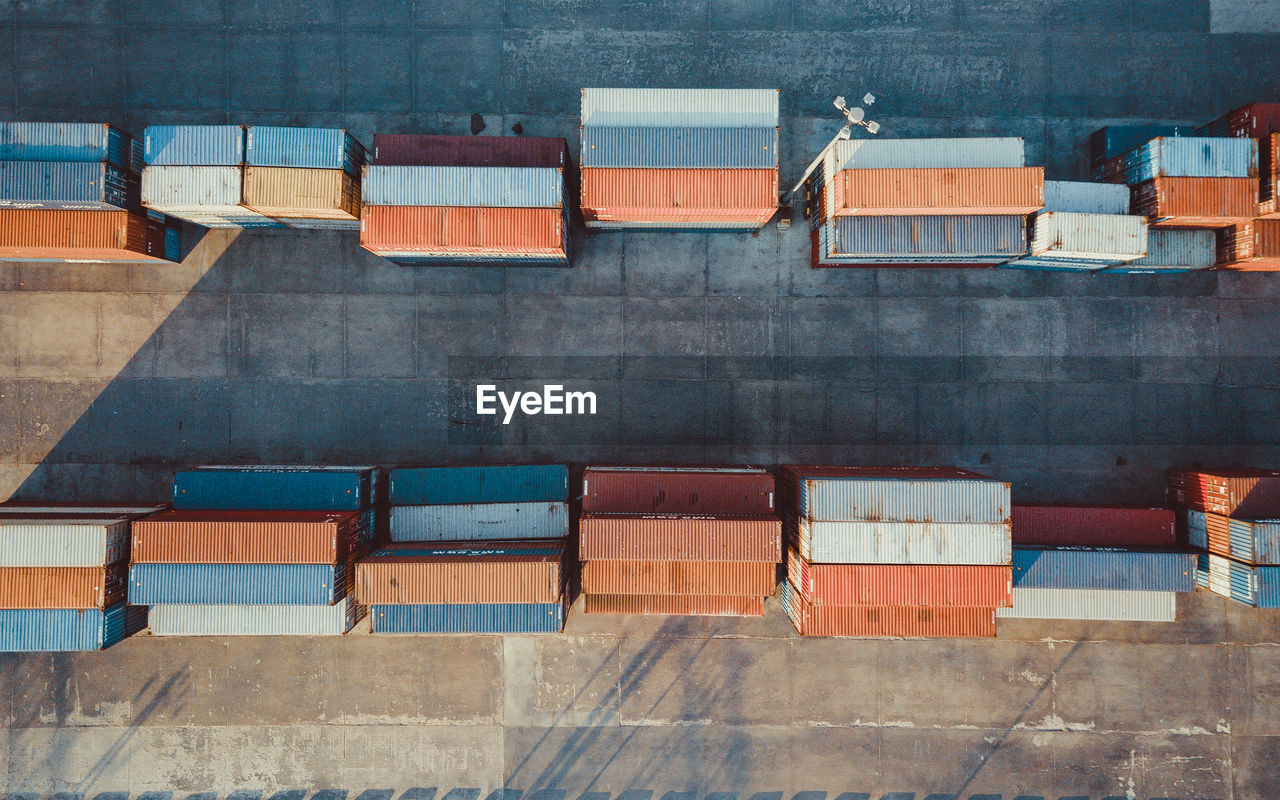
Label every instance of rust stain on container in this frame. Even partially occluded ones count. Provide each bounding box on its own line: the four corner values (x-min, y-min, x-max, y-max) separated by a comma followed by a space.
580, 560, 776, 595
242, 167, 360, 220
582, 466, 776, 515
132, 509, 366, 564
580, 167, 777, 224
783, 583, 997, 637
786, 549, 1011, 607
1131, 177, 1257, 227
360, 205, 564, 254
355, 540, 565, 604
1011, 505, 1176, 547
582, 594, 765, 616
0, 209, 169, 261
832, 167, 1044, 216
0, 564, 127, 608
1217, 220, 1280, 271
580, 514, 781, 562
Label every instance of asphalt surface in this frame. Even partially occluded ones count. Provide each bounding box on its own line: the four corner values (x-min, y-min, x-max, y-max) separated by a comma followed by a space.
2, 0, 1280, 796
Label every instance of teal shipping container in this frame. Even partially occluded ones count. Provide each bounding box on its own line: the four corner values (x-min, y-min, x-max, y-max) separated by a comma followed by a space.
172, 465, 379, 511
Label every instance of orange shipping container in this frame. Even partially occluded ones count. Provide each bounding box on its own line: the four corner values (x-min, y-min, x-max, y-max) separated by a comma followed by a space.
1131, 177, 1257, 228
580, 560, 776, 596
0, 209, 170, 261
355, 540, 565, 604
1217, 220, 1280, 271
0, 564, 127, 609
783, 583, 996, 637
832, 167, 1045, 216
132, 509, 366, 565
579, 515, 781, 562
1260, 133, 1278, 217
583, 594, 765, 616
580, 167, 777, 226
786, 549, 1012, 607
360, 205, 564, 254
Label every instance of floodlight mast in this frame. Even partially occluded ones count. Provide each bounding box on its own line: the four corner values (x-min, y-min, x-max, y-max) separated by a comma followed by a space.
783, 93, 882, 203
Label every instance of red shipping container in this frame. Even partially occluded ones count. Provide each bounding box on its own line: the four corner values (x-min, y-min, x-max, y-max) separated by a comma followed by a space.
580, 167, 777, 226
355, 540, 565, 604
786, 549, 1011, 607
783, 584, 997, 637
0, 209, 172, 261
132, 509, 366, 565
360, 205, 565, 255
1131, 177, 1257, 227
1204, 103, 1280, 139
1217, 220, 1280, 271
1173, 469, 1280, 517
0, 564, 127, 609
580, 514, 781, 562
582, 466, 776, 515
373, 135, 570, 168
1011, 505, 1176, 547
580, 560, 776, 596
583, 594, 765, 616
832, 167, 1044, 216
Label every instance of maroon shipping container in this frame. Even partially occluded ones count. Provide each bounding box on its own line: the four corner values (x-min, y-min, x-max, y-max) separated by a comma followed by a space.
372, 135, 569, 168
1170, 468, 1280, 517
1011, 505, 1176, 547
581, 466, 776, 515
1204, 103, 1280, 139
579, 514, 782, 562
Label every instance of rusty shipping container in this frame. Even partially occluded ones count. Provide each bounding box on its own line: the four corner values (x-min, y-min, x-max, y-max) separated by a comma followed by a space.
242, 167, 360, 221
579, 515, 781, 562
0, 564, 127, 609
579, 560, 776, 596
373, 135, 569, 168
1217, 220, 1280, 270
1172, 468, 1280, 517
580, 167, 777, 228
1259, 133, 1278, 217
131, 510, 366, 564
355, 541, 565, 604
781, 582, 996, 637
831, 167, 1044, 216
1196, 103, 1280, 139
360, 205, 566, 255
0, 209, 176, 262
1130, 177, 1257, 227
583, 594, 765, 616
786, 549, 1011, 607
1012, 505, 1176, 547
582, 466, 775, 515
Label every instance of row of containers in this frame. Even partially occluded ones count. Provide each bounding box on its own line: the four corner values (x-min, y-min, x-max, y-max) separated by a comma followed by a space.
3, 97, 1277, 270
2, 464, 1278, 650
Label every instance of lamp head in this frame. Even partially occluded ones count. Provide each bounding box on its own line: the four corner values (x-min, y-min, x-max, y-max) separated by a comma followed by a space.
833, 96, 847, 111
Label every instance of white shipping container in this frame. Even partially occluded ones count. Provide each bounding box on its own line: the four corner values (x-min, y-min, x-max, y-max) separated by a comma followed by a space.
1042, 180, 1130, 214
362, 166, 563, 208
818, 137, 1026, 190
1005, 212, 1147, 270
581, 88, 779, 128
147, 597, 364, 636
0, 518, 129, 566
391, 502, 569, 542
995, 588, 1177, 621
795, 477, 1010, 523
1107, 228, 1216, 272
796, 519, 1012, 565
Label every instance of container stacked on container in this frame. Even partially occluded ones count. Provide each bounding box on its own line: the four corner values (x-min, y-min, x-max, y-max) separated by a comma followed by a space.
579, 88, 779, 230
0, 122, 180, 263
780, 466, 1012, 637
1001, 180, 1149, 271
129, 466, 380, 635
578, 467, 780, 616
1000, 505, 1192, 622
805, 138, 1039, 267
1170, 468, 1280, 608
242, 126, 366, 230
141, 125, 281, 228
357, 465, 570, 633
360, 135, 571, 266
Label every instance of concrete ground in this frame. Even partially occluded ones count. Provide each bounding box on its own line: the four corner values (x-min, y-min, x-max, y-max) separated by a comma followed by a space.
2, 0, 1280, 796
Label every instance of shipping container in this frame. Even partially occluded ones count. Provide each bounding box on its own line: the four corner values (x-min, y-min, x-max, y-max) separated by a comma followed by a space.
582, 593, 765, 616
360, 206, 566, 256
580, 515, 781, 562
794, 518, 1012, 565
391, 502, 569, 542
781, 465, 1009, 523
1218, 220, 1280, 270
148, 596, 364, 636
242, 167, 360, 221
362, 166, 563, 208
0, 504, 166, 519
144, 125, 245, 165
995, 588, 1177, 622
1258, 133, 1278, 213
579, 560, 776, 596
1012, 505, 1176, 547
0, 208, 178, 261
355, 541, 565, 604
0, 122, 141, 172
0, 603, 143, 652
128, 562, 349, 605
0, 518, 129, 566
371, 598, 567, 633
786, 549, 1010, 606
781, 582, 996, 637
0, 564, 127, 608
375, 252, 571, 267
1088, 125, 1196, 173
1003, 212, 1147, 271
1130, 177, 1257, 227
141, 166, 281, 226
173, 465, 379, 511
1042, 180, 1130, 214
246, 126, 365, 176
830, 167, 1044, 216
131, 510, 365, 564
1011, 547, 1195, 591
0, 161, 137, 211
1196, 103, 1280, 139
820, 138, 1026, 182
276, 217, 361, 231
581, 88, 779, 128
1112, 137, 1258, 184
1196, 552, 1280, 607
580, 167, 777, 227
1103, 228, 1216, 273
373, 135, 570, 168
581, 466, 775, 515
1187, 510, 1280, 565
580, 126, 778, 169
389, 465, 568, 505
1172, 468, 1280, 517
816, 215, 1027, 263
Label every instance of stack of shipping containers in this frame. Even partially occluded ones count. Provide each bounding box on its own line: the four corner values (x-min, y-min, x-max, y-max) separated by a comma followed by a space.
130, 466, 378, 635
780, 467, 1012, 637
142, 125, 280, 228
1172, 468, 1280, 608
1100, 135, 1258, 230
0, 122, 180, 263
1001, 180, 1148, 270
356, 465, 570, 633
579, 88, 779, 230
805, 138, 1039, 267
242, 126, 366, 230
1000, 505, 1191, 622
578, 467, 781, 616
360, 135, 571, 265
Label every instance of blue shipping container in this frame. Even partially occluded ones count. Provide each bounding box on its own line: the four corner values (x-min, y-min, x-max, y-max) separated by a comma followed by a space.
1197, 553, 1280, 607
580, 126, 778, 169
246, 126, 366, 175
1118, 137, 1258, 183
0, 603, 144, 652
144, 125, 245, 165
0, 122, 141, 172
390, 465, 569, 505
1088, 125, 1197, 166
1012, 547, 1196, 591
129, 563, 349, 605
371, 600, 566, 633
0, 161, 136, 210
172, 465, 379, 511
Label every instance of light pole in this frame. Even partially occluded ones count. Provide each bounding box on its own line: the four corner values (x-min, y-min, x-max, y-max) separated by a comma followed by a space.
783, 93, 880, 205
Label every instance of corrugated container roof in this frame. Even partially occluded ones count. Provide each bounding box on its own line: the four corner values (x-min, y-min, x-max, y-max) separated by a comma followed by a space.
0, 518, 129, 567
1042, 180, 1130, 214
582, 594, 765, 616
824, 137, 1026, 174
1011, 547, 1196, 591
1107, 228, 1216, 272
781, 582, 996, 637
144, 125, 245, 165
580, 167, 777, 225
1021, 212, 1147, 265
389, 465, 568, 505
173, 466, 378, 511
148, 597, 363, 636
242, 167, 360, 220
131, 509, 365, 564
0, 504, 166, 518
1196, 552, 1280, 608
832, 167, 1044, 216
0, 603, 140, 652
580, 126, 778, 169
1117, 137, 1258, 183
371, 600, 566, 633
819, 215, 1027, 260
0, 564, 127, 609
360, 206, 565, 255
0, 122, 140, 172
0, 161, 136, 211
1088, 125, 1196, 166
0, 209, 168, 262
1131, 177, 1257, 227
142, 165, 244, 209
581, 88, 779, 128
128, 562, 350, 605
580, 515, 781, 562
1187, 510, 1280, 565
246, 126, 365, 175
582, 466, 775, 515
372, 135, 569, 168
787, 549, 1010, 606
355, 540, 565, 604
795, 519, 1012, 565
1012, 505, 1175, 547
390, 502, 569, 542
996, 588, 1177, 621
580, 560, 775, 596
781, 467, 1010, 523
361, 165, 563, 208
1172, 468, 1280, 517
